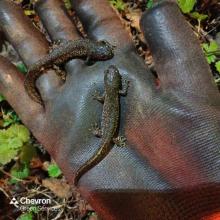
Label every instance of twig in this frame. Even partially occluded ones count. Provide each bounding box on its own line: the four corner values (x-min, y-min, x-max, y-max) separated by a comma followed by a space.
0, 186, 10, 198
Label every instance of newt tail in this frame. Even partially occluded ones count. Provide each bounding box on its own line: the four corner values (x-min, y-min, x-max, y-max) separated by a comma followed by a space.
74, 140, 113, 185
24, 70, 43, 105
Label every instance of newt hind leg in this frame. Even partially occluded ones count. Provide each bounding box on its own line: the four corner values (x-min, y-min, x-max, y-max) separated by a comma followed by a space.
113, 136, 126, 147
52, 64, 66, 81
49, 39, 69, 52
93, 90, 105, 103
89, 123, 102, 137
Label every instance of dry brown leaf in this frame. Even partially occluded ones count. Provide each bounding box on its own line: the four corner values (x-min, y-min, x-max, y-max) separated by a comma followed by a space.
128, 10, 142, 32
42, 178, 72, 199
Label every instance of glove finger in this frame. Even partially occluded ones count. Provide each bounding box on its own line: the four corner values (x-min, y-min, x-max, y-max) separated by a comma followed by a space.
35, 0, 84, 74
36, 0, 81, 42
72, 0, 134, 53
0, 56, 44, 131
140, 2, 219, 100
0, 0, 63, 104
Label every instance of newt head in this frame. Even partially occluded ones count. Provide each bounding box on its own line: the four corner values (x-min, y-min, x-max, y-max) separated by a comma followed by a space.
104, 65, 121, 90
91, 40, 115, 60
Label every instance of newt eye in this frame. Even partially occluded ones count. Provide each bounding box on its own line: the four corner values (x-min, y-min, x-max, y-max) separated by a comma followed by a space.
99, 40, 115, 50
100, 40, 111, 47
99, 40, 106, 44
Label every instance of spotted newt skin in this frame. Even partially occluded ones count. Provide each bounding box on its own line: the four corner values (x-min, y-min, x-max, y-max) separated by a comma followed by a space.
74, 65, 128, 185
24, 39, 115, 105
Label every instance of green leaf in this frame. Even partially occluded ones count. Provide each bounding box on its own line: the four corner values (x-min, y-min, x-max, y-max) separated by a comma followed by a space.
146, 0, 154, 9
206, 54, 217, 64
63, 0, 72, 10
16, 62, 28, 74
0, 143, 20, 165
177, 0, 196, 13
20, 143, 37, 164
47, 163, 62, 178
202, 41, 219, 64
88, 211, 97, 217
202, 41, 219, 53
2, 110, 20, 127
8, 137, 23, 149
0, 94, 5, 102
10, 163, 30, 184
190, 12, 208, 21
24, 10, 35, 16
109, 0, 126, 12
0, 124, 30, 165
214, 77, 220, 84
29, 206, 39, 214
6, 124, 30, 143
209, 41, 219, 52
215, 61, 220, 73
17, 212, 33, 220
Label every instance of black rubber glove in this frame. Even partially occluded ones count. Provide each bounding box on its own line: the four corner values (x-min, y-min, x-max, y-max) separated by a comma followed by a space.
0, 0, 220, 219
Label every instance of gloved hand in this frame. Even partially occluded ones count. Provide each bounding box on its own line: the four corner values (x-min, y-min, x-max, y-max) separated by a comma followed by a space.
0, 0, 220, 219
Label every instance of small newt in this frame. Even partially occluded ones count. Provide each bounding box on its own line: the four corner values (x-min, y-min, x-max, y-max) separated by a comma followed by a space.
74, 65, 128, 185
24, 39, 115, 105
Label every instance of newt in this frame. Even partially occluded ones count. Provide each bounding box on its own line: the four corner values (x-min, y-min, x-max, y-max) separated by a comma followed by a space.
24, 39, 115, 105
74, 65, 128, 185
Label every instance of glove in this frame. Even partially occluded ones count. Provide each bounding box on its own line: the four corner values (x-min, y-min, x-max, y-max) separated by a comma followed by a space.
0, 0, 220, 219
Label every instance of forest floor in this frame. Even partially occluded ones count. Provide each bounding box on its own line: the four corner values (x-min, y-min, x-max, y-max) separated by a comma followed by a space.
0, 0, 220, 219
